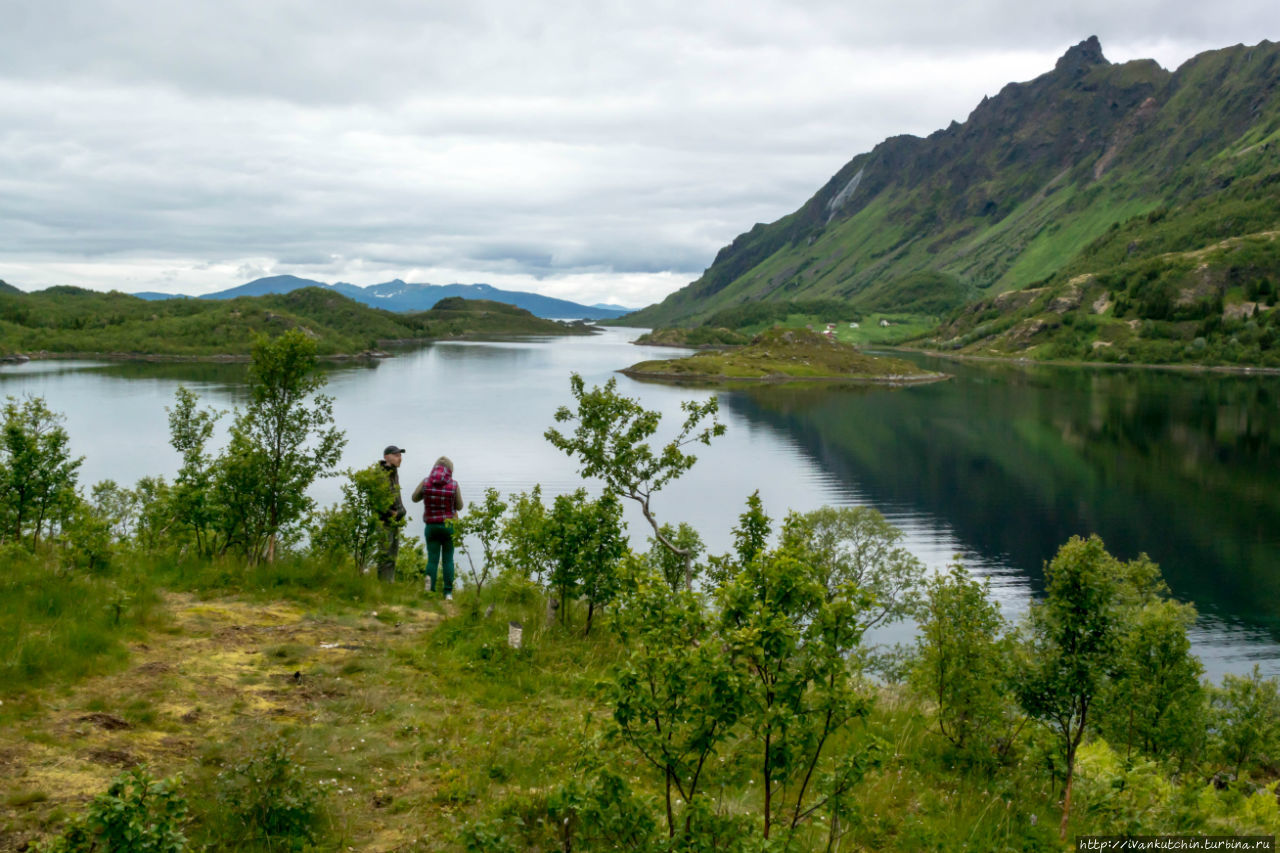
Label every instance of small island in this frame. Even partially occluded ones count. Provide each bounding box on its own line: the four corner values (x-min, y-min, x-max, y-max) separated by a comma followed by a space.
621, 326, 946, 384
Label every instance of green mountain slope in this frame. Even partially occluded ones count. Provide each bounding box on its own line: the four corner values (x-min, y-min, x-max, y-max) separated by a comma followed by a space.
0, 288, 588, 358
628, 38, 1280, 337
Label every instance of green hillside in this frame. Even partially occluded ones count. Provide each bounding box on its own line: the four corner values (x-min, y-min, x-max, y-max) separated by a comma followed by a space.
626, 37, 1280, 366
0, 288, 589, 358
927, 227, 1280, 366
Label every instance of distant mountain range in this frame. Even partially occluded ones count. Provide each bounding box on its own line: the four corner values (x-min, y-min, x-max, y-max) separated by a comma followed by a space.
132, 275, 631, 320
626, 36, 1280, 352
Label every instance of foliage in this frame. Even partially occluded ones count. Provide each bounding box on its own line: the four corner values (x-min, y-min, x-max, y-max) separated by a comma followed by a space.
35, 768, 187, 853
731, 490, 770, 569
644, 521, 705, 593
454, 487, 508, 594
498, 486, 555, 584
546, 374, 724, 590
201, 738, 322, 852
1210, 665, 1280, 780
1016, 535, 1169, 838
609, 570, 744, 843
781, 504, 926, 630
912, 563, 1019, 763
717, 527, 878, 842
1095, 598, 1206, 767
543, 489, 627, 634
213, 331, 346, 562
0, 396, 82, 549
166, 386, 223, 556
309, 464, 402, 572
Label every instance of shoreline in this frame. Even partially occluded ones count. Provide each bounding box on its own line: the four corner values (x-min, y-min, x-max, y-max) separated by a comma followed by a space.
0, 329, 600, 365
618, 367, 949, 386
882, 345, 1280, 377
1, 350, 394, 364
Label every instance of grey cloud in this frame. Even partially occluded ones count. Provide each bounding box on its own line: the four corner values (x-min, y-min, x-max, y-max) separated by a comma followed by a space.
1, 1, 1277, 304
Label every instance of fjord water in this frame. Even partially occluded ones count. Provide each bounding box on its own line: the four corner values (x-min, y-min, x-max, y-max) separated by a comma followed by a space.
3, 328, 1278, 678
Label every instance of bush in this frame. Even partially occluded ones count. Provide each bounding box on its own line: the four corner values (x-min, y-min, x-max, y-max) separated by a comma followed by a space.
36, 768, 187, 853
199, 738, 322, 851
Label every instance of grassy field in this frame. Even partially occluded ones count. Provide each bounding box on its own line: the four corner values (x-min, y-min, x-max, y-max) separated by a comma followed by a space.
0, 562, 612, 852
5, 556, 1280, 851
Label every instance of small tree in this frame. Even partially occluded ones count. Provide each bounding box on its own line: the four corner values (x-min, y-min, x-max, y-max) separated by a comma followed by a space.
913, 563, 1020, 761
609, 568, 743, 842
545, 374, 723, 591
454, 487, 508, 595
88, 480, 142, 544
0, 396, 82, 549
166, 386, 223, 556
1096, 597, 1205, 766
1017, 535, 1158, 839
543, 489, 627, 633
309, 464, 401, 572
214, 332, 345, 562
781, 505, 925, 628
732, 490, 770, 566
130, 476, 175, 553
717, 523, 876, 843
1210, 665, 1280, 780
500, 486, 555, 584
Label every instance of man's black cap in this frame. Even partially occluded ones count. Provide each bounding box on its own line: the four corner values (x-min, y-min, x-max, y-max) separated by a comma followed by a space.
384, 445, 406, 455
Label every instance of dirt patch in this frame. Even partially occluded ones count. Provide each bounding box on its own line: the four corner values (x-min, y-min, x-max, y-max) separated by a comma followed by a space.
78, 713, 131, 731
85, 747, 140, 768
2, 592, 449, 851
1225, 302, 1262, 320
133, 661, 174, 675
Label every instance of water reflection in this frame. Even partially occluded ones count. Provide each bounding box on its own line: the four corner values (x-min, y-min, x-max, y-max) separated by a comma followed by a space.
722, 357, 1280, 672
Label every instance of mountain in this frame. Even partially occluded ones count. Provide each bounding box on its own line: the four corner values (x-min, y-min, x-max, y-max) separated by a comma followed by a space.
180, 276, 629, 320
626, 37, 1280, 342
0, 280, 19, 295
133, 291, 191, 301
200, 274, 332, 300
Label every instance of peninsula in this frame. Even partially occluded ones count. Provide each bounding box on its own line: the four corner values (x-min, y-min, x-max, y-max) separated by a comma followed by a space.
621, 327, 945, 384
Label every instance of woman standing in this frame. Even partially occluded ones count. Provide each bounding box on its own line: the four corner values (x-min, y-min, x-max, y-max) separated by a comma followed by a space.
412, 456, 464, 599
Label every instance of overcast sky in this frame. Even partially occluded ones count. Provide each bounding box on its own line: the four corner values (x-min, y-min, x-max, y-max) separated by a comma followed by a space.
0, 2, 1276, 307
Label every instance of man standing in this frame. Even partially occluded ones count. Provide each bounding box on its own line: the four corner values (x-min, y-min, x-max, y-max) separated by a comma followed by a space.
376, 445, 407, 581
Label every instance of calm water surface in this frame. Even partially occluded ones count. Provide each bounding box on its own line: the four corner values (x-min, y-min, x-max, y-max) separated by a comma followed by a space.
3, 329, 1278, 679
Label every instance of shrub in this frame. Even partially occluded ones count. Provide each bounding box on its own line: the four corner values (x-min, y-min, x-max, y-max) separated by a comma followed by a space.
202, 738, 322, 851
36, 768, 187, 853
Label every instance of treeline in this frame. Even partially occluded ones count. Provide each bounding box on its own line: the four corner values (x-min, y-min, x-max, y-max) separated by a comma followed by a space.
0, 287, 585, 358
6, 336, 1280, 851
